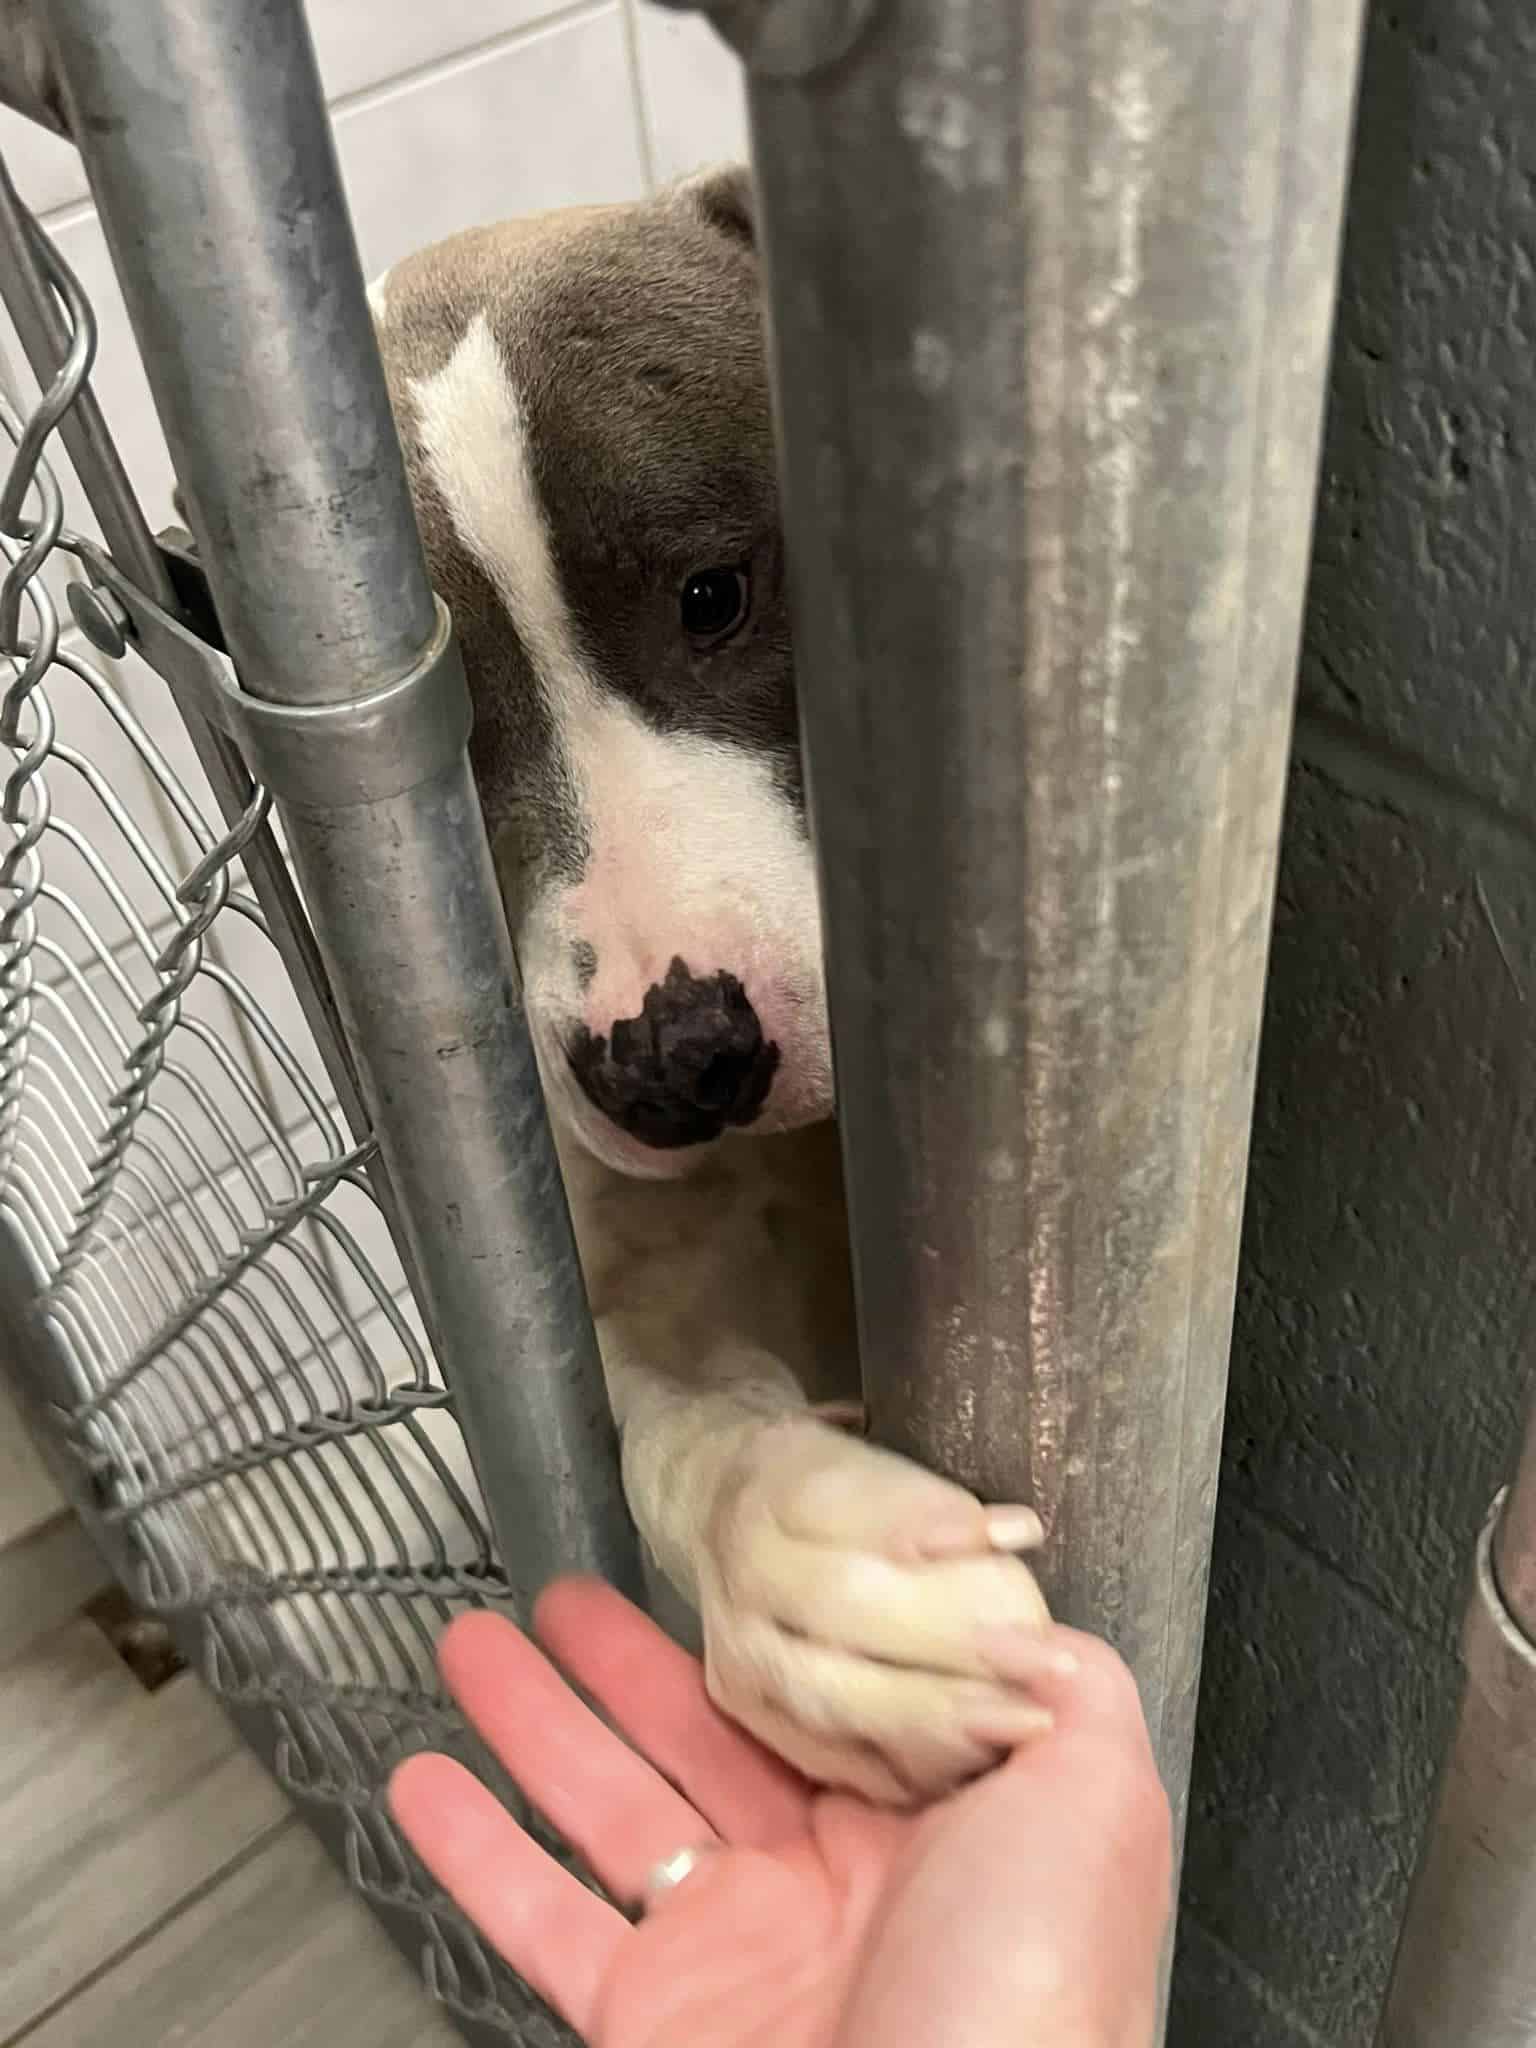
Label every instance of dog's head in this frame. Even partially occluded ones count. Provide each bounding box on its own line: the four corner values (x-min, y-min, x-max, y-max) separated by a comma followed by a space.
372, 168, 828, 1179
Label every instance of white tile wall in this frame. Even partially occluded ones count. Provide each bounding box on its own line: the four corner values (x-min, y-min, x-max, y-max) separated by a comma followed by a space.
0, 111, 88, 220
0, 1, 749, 1457
629, 5, 750, 183
339, 8, 648, 279
309, 0, 569, 106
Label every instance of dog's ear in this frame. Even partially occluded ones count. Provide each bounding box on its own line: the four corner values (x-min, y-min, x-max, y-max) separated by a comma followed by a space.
672, 162, 756, 250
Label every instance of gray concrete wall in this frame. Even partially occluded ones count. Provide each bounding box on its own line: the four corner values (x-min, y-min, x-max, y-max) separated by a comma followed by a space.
1170, 2, 1536, 2040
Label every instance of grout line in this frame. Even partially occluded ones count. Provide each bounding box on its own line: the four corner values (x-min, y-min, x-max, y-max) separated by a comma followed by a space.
618, 0, 660, 192
1292, 703, 1536, 864
1228, 1494, 1458, 1663
1175, 1920, 1336, 2048
3, 1813, 298, 2047
29, 0, 618, 232
324, 0, 618, 125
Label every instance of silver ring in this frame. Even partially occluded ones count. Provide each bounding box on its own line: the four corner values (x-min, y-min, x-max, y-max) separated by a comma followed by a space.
638, 1841, 720, 1914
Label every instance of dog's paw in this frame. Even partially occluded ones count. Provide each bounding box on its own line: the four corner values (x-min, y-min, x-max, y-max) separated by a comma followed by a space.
694, 1418, 1060, 1804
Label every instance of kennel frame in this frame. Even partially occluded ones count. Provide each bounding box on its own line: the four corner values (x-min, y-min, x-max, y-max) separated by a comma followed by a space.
0, 262, 553, 2040
38, 0, 643, 1614
0, 2, 636, 2041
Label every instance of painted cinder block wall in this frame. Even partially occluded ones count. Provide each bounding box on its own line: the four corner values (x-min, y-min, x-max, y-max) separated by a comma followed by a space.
1171, 1, 1536, 2040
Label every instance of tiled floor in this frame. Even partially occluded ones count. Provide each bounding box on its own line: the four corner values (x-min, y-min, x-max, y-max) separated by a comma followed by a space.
0, 1376, 454, 2048
0, 1604, 460, 2048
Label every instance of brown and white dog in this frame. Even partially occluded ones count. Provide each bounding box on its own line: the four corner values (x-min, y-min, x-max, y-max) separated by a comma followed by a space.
367, 166, 1054, 1804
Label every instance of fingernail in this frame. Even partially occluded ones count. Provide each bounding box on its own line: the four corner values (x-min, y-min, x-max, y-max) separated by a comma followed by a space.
809, 1400, 868, 1435
984, 1506, 1045, 1552
915, 1517, 991, 1559
967, 1701, 1055, 1745
977, 1624, 1080, 1682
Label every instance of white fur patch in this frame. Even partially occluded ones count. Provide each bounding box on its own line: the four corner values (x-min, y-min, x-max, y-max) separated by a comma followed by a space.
408, 314, 587, 710
366, 269, 391, 323
408, 314, 831, 1166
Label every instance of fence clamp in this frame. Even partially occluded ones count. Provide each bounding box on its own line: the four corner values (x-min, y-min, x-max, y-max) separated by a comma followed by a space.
1462, 1491, 1536, 1773
652, 0, 877, 79
70, 537, 473, 810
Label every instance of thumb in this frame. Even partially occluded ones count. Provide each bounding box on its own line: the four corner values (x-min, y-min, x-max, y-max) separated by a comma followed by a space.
834, 1631, 1172, 2048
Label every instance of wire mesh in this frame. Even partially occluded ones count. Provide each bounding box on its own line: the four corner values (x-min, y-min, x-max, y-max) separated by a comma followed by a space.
0, 173, 576, 2045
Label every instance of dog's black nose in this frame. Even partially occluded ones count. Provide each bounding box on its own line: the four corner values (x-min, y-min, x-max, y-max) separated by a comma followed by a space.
567, 958, 781, 1149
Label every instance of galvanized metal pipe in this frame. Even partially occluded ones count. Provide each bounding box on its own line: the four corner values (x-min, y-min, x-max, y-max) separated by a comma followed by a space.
41, 0, 641, 1609
1376, 1392, 1536, 2047
664, 0, 1364, 1876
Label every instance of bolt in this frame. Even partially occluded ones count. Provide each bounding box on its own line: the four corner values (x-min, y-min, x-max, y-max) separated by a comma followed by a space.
67, 580, 132, 660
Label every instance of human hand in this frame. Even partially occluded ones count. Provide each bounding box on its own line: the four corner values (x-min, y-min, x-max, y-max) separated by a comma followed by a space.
390, 1576, 1171, 2048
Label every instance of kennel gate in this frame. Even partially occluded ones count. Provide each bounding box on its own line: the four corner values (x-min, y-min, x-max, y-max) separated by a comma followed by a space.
0, 2, 1375, 2043
0, 6, 639, 2044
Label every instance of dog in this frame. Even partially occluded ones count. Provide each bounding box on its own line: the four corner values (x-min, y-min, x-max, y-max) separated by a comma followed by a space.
366, 165, 1056, 1804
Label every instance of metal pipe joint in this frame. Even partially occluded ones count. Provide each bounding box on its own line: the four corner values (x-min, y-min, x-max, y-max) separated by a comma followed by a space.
1377, 1415, 1536, 2045
1467, 1494, 1536, 1765
76, 544, 472, 811
654, 0, 875, 79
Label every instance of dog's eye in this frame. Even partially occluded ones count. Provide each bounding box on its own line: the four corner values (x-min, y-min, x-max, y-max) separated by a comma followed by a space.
680, 566, 750, 643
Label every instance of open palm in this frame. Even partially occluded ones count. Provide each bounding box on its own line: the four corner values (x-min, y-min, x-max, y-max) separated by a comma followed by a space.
390, 1578, 1169, 2048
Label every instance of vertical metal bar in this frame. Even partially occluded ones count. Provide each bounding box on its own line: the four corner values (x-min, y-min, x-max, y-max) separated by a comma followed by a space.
665, 0, 1362, 1927
40, 0, 641, 1608
1375, 1390, 1536, 2047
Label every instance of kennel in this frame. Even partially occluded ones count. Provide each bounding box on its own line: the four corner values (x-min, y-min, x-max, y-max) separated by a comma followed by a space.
1, 1, 1521, 2043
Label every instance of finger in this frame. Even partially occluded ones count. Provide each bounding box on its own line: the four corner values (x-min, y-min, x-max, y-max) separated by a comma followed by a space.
438, 1609, 718, 1904
981, 1630, 1173, 1900
833, 1685, 1170, 2048
769, 1431, 1042, 1561
534, 1576, 812, 1844
389, 1753, 626, 2038
986, 1626, 1161, 1767
743, 1542, 1053, 1680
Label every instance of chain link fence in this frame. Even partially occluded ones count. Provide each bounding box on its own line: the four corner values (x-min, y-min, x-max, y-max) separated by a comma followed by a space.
0, 167, 581, 2048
